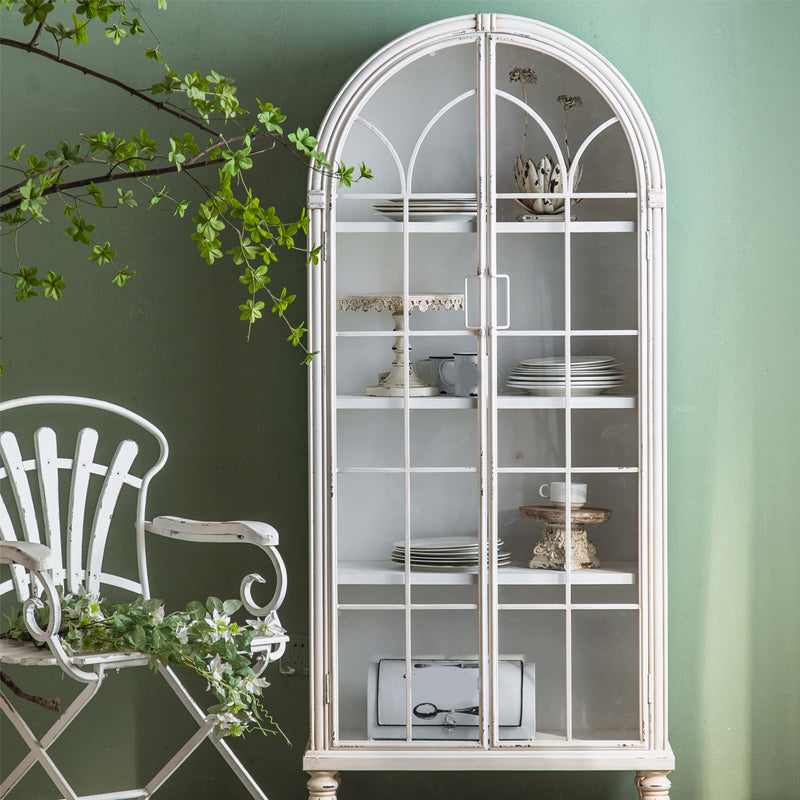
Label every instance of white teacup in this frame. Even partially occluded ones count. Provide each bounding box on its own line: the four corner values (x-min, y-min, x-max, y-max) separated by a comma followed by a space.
539, 481, 587, 508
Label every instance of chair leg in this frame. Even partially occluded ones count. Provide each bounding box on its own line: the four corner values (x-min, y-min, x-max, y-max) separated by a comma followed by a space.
149, 663, 270, 800
0, 672, 103, 799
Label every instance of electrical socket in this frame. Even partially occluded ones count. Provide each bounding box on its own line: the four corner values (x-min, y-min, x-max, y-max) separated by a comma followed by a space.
279, 634, 309, 677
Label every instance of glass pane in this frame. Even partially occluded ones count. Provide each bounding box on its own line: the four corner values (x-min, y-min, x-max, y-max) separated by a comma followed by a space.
338, 409, 403, 469
497, 233, 565, 332
498, 610, 565, 742
409, 610, 481, 742
572, 610, 640, 740
498, 408, 565, 468
409, 473, 480, 606
338, 610, 405, 741
336, 473, 405, 605
410, 409, 478, 469
336, 231, 404, 296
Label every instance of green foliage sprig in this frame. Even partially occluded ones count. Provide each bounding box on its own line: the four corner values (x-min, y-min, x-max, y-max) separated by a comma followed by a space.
0, 0, 372, 363
1, 589, 289, 741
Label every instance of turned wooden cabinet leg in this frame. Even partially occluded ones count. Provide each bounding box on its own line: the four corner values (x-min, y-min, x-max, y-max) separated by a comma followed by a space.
307, 770, 341, 800
635, 770, 671, 799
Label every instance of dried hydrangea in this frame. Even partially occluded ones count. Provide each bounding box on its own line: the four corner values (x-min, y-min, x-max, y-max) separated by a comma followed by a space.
509, 66, 538, 85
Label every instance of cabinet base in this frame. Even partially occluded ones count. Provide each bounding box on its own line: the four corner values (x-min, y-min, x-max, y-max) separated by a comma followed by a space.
305, 768, 672, 799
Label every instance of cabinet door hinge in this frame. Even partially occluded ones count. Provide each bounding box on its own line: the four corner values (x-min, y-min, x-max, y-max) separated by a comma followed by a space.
324, 673, 331, 704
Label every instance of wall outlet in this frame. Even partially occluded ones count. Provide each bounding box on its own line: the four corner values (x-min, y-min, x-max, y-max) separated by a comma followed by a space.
279, 634, 309, 677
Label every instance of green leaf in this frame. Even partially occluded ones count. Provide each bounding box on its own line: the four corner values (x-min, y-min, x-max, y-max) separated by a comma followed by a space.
206, 597, 223, 614
8, 144, 25, 162
271, 287, 296, 317
87, 182, 104, 207
104, 23, 128, 44
88, 241, 116, 265
64, 216, 95, 244
13, 266, 40, 301
239, 265, 270, 293
186, 600, 205, 620
111, 268, 135, 287
45, 140, 82, 167
222, 599, 242, 616
287, 322, 308, 347
239, 299, 265, 323
133, 624, 147, 651
117, 188, 137, 208
42, 270, 65, 300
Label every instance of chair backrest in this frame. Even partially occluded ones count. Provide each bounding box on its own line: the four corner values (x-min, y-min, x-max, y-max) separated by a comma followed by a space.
0, 396, 168, 604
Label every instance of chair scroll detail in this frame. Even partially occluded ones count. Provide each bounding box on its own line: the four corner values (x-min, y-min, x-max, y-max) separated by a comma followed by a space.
0, 395, 289, 800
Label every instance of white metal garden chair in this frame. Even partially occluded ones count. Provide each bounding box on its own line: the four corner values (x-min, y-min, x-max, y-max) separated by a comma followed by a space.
0, 395, 288, 800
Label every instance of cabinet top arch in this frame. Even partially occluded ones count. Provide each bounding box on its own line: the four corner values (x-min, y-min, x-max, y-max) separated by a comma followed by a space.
310, 14, 664, 198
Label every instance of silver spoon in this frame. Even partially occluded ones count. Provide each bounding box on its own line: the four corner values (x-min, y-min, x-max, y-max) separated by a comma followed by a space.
412, 702, 479, 720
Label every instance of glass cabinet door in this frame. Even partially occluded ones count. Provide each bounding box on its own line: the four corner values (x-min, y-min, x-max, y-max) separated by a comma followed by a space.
489, 40, 642, 745
322, 29, 648, 751
331, 37, 486, 745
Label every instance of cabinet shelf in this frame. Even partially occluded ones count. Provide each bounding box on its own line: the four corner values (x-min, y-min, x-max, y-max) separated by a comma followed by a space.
338, 561, 637, 586
336, 394, 636, 410
336, 220, 634, 234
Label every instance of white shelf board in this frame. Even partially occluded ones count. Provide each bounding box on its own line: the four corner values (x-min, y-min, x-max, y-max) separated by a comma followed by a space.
336, 220, 634, 234
495, 221, 635, 234
337, 221, 476, 234
337, 561, 637, 586
336, 394, 636, 410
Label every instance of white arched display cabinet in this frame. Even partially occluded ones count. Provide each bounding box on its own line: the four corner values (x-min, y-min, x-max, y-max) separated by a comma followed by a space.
305, 14, 671, 800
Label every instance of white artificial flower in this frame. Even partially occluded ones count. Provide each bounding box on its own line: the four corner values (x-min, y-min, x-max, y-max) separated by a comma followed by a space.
207, 654, 226, 686
174, 623, 189, 645
205, 609, 233, 642
212, 710, 241, 737
149, 605, 165, 625
242, 674, 270, 695
246, 611, 286, 637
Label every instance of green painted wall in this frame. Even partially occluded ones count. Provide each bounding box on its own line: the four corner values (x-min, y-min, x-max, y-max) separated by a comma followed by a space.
1, 1, 798, 798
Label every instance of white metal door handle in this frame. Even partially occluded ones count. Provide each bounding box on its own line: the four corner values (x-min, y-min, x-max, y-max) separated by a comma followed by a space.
464, 274, 481, 330
497, 274, 511, 330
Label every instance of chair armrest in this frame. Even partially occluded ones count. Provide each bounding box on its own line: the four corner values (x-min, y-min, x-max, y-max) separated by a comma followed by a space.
0, 541, 54, 571
146, 515, 288, 620
0, 544, 99, 683
146, 516, 279, 546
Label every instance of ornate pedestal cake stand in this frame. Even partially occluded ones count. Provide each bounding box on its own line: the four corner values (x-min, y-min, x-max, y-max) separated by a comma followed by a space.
519, 505, 612, 570
337, 293, 465, 396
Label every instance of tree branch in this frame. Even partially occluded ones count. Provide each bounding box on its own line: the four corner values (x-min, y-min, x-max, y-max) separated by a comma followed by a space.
0, 35, 221, 137
0, 668, 61, 712
0, 134, 279, 213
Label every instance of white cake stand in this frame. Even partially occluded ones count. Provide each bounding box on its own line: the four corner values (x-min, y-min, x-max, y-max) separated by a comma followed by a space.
337, 293, 465, 396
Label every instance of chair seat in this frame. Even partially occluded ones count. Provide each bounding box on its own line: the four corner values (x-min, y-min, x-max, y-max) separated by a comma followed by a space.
0, 637, 150, 669
0, 633, 289, 668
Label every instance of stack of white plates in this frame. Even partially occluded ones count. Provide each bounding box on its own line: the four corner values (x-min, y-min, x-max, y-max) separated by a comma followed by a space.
373, 199, 477, 222
507, 355, 625, 396
391, 536, 511, 571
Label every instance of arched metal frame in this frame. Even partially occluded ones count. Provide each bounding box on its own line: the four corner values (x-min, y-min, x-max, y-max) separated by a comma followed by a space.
306, 12, 670, 787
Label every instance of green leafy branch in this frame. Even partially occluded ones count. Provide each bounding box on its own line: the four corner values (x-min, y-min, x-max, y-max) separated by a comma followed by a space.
0, 0, 371, 364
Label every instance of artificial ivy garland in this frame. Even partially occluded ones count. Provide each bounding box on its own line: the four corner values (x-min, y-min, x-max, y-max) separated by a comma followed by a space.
1, 589, 287, 741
